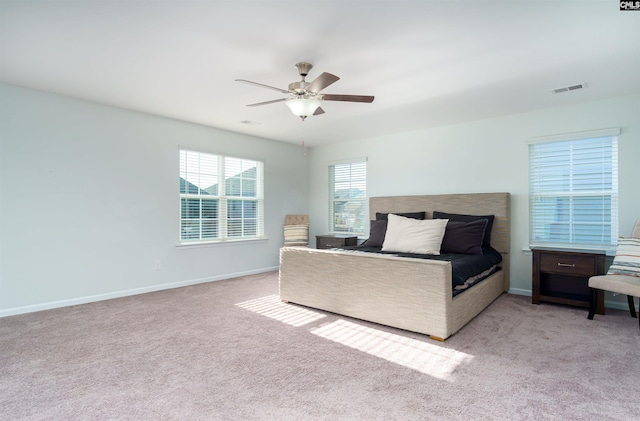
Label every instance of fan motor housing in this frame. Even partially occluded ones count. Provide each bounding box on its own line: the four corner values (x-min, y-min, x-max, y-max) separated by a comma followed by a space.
288, 81, 309, 94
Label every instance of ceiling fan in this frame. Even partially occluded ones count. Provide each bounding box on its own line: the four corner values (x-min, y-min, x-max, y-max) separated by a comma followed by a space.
235, 62, 374, 121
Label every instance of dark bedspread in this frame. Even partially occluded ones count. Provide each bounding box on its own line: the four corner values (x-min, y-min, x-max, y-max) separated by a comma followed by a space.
339, 245, 503, 295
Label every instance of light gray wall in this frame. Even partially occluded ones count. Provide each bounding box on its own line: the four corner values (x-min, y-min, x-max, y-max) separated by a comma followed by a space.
2, 84, 638, 316
308, 94, 640, 303
0, 84, 308, 315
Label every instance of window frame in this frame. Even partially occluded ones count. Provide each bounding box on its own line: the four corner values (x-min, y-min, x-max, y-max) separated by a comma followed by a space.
328, 158, 368, 236
179, 149, 264, 244
528, 128, 619, 251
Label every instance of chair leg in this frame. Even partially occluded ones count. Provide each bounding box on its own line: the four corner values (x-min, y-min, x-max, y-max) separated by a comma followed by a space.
588, 288, 599, 320
628, 295, 637, 318
636, 298, 640, 330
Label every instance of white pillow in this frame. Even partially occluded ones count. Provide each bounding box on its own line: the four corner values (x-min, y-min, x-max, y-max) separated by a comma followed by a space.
382, 214, 448, 255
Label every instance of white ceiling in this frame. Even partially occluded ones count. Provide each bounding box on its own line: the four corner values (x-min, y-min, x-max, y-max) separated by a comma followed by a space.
1, 1, 639, 147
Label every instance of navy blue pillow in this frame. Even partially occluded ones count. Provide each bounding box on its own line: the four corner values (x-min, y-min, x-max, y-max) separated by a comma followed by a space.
432, 211, 495, 248
440, 219, 487, 255
362, 219, 388, 247
375, 211, 426, 221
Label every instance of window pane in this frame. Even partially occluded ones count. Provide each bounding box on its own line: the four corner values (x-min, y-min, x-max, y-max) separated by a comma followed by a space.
529, 135, 617, 247
180, 150, 263, 242
202, 199, 218, 219
243, 220, 257, 236
228, 219, 242, 237
573, 196, 612, 244
202, 220, 218, 239
226, 178, 241, 196
225, 157, 257, 197
183, 173, 199, 192
242, 179, 256, 197
333, 200, 367, 234
181, 220, 200, 240
180, 150, 218, 195
226, 200, 258, 238
531, 196, 570, 242
243, 201, 257, 219
180, 178, 201, 194
227, 200, 242, 219
330, 161, 367, 234
202, 180, 218, 196
332, 200, 367, 233
242, 160, 257, 178
181, 198, 201, 219
227, 199, 242, 238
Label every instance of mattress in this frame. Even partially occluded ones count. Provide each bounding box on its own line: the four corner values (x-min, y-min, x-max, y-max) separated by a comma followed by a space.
337, 245, 502, 296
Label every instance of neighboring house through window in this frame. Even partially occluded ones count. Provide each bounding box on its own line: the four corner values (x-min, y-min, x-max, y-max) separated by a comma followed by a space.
528, 128, 619, 250
180, 149, 264, 243
329, 159, 367, 236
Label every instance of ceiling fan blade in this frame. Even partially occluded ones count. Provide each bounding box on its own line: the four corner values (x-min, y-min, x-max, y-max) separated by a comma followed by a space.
321, 94, 374, 103
246, 98, 287, 107
313, 107, 325, 116
306, 72, 340, 94
235, 79, 290, 94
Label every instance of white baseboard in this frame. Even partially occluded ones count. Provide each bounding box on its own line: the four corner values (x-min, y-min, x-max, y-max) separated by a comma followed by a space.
508, 288, 531, 296
4, 269, 633, 318
507, 287, 635, 311
604, 295, 638, 311
0, 266, 279, 318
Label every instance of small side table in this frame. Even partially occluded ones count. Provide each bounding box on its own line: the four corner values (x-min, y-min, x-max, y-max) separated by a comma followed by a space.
316, 234, 358, 249
532, 248, 605, 314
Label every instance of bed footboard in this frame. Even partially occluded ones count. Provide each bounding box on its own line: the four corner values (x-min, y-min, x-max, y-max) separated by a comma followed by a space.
279, 246, 456, 338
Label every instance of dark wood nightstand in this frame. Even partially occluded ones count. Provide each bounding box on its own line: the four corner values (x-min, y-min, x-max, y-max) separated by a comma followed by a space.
316, 234, 358, 249
532, 248, 605, 314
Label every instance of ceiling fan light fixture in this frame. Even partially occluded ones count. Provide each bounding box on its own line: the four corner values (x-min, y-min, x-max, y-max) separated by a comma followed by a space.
237, 62, 373, 119
286, 97, 321, 118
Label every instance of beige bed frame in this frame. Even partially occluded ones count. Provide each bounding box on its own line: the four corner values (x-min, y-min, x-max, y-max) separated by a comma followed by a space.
279, 193, 510, 340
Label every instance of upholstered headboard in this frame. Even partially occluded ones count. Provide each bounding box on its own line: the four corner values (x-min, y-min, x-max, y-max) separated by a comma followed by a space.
369, 193, 511, 291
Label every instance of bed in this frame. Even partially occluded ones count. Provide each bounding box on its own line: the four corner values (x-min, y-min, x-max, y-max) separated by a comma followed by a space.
279, 192, 510, 340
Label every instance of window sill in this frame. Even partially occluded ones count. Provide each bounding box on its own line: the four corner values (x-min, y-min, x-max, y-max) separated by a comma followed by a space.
176, 237, 269, 249
525, 244, 617, 256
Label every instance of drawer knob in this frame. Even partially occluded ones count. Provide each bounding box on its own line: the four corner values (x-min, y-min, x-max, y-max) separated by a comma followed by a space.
557, 263, 576, 268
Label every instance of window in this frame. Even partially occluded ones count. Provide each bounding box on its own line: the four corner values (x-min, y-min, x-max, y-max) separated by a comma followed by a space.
179, 149, 264, 243
528, 129, 619, 249
329, 159, 367, 235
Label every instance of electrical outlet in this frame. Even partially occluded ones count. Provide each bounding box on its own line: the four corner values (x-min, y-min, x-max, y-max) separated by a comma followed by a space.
155, 260, 162, 270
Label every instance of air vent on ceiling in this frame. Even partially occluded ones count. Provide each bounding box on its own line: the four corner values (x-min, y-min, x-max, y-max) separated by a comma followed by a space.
552, 83, 588, 94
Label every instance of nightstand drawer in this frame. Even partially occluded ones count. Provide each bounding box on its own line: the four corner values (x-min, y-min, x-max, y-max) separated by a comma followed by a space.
539, 252, 597, 276
319, 238, 345, 248
316, 235, 358, 249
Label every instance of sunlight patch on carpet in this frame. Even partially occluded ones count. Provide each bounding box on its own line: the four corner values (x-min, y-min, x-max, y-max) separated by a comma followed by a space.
235, 294, 326, 327
310, 319, 474, 380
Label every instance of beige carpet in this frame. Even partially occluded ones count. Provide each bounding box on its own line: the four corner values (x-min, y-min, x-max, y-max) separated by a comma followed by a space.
1, 271, 638, 420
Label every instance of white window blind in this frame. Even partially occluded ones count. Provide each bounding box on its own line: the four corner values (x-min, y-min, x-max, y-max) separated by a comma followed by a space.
528, 130, 618, 249
329, 160, 367, 235
180, 149, 264, 243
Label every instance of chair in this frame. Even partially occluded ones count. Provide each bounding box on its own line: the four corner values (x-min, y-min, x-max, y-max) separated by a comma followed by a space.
588, 219, 640, 329
283, 214, 309, 247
